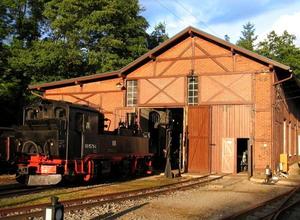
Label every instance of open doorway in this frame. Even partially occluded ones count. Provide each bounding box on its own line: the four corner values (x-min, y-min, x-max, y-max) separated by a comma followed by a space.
140, 108, 183, 171
237, 138, 249, 173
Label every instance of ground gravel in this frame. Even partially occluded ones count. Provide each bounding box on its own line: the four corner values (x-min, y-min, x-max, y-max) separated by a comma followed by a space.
61, 176, 297, 220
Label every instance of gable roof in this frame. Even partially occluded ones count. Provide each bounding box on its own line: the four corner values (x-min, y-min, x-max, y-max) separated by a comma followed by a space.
30, 26, 291, 90
29, 70, 120, 90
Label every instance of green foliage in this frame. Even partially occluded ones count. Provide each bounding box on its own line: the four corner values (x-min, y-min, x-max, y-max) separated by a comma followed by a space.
257, 31, 300, 76
2, 0, 48, 43
224, 34, 230, 42
236, 22, 257, 51
147, 22, 169, 49
43, 0, 149, 73
2, 1, 299, 127
0, 0, 155, 126
0, 1, 9, 41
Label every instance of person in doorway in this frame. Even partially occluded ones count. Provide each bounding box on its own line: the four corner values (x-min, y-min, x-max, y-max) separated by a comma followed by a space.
240, 150, 248, 172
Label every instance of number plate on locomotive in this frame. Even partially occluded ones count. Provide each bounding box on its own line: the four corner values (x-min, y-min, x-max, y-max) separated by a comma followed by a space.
41, 165, 57, 174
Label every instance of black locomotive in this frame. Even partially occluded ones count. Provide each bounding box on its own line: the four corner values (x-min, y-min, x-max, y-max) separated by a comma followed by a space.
13, 99, 152, 185
0, 127, 16, 174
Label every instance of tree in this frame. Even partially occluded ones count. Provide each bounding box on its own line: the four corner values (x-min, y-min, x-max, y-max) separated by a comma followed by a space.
147, 22, 169, 49
0, 0, 157, 126
257, 30, 300, 76
0, 0, 50, 125
2, 0, 49, 44
236, 22, 257, 51
43, 0, 149, 73
224, 34, 230, 42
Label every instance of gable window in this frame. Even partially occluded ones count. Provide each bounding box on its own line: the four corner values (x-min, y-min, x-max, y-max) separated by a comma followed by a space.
126, 80, 138, 106
187, 76, 198, 105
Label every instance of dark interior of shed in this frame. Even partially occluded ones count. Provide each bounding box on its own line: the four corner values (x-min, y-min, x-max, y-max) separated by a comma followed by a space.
140, 108, 183, 171
237, 138, 249, 173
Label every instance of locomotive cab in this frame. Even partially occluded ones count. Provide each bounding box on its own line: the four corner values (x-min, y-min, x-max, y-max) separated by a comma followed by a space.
16, 100, 103, 185
15, 99, 152, 186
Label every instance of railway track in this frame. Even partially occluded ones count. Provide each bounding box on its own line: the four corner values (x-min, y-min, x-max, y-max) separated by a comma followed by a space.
0, 185, 56, 199
225, 185, 300, 220
0, 174, 225, 219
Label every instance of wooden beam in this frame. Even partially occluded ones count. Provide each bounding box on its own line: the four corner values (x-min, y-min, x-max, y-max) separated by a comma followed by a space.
191, 37, 195, 71
195, 42, 230, 72
149, 54, 156, 61
71, 93, 96, 104
143, 78, 179, 104
200, 101, 253, 105
126, 71, 256, 80
157, 44, 191, 76
231, 48, 235, 55
45, 90, 122, 96
138, 103, 186, 107
188, 30, 194, 38
153, 60, 157, 77
156, 54, 232, 62
205, 75, 248, 102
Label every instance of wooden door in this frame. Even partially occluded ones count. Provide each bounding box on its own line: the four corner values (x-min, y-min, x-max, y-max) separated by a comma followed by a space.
222, 138, 234, 173
188, 106, 210, 173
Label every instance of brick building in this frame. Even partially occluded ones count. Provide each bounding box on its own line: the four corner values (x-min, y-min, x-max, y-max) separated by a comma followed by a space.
30, 27, 300, 176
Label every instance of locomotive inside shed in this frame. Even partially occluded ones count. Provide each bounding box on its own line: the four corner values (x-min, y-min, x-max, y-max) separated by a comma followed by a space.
139, 108, 184, 172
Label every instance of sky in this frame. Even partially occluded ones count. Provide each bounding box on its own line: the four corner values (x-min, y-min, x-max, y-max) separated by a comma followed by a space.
140, 0, 300, 47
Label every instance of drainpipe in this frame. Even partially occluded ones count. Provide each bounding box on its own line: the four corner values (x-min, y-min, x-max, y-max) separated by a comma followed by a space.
273, 73, 293, 86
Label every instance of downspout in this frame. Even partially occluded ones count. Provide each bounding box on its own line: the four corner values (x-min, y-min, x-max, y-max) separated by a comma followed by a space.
65, 108, 70, 175
273, 73, 293, 86
30, 91, 45, 99
272, 72, 293, 172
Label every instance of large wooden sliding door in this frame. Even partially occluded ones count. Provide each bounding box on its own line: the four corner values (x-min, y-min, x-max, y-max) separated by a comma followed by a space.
188, 106, 210, 173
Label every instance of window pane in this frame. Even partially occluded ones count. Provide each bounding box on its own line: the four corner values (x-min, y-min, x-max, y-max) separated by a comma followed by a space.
187, 76, 198, 105
126, 80, 138, 106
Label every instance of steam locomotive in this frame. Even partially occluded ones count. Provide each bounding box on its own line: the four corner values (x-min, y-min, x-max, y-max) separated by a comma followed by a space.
0, 127, 16, 174
13, 99, 152, 185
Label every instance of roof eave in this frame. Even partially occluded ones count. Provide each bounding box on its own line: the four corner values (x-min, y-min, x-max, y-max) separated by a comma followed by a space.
29, 71, 120, 90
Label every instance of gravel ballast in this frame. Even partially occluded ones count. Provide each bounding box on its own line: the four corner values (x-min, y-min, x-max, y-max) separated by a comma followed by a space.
61, 175, 298, 220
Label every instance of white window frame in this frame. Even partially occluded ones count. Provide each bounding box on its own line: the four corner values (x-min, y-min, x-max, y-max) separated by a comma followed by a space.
126, 80, 138, 107
283, 120, 286, 154
294, 124, 297, 156
187, 76, 198, 105
289, 122, 292, 156
298, 134, 300, 156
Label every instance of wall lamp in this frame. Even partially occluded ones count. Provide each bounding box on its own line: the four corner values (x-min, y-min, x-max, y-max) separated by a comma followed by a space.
116, 80, 126, 90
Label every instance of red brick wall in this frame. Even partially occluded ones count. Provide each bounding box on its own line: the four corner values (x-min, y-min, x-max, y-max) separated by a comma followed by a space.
254, 73, 272, 174
273, 72, 300, 171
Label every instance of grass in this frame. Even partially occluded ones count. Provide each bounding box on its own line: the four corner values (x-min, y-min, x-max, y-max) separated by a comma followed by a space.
0, 175, 190, 209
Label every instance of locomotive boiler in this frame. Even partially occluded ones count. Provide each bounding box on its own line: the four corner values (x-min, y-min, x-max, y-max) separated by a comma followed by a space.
15, 99, 152, 185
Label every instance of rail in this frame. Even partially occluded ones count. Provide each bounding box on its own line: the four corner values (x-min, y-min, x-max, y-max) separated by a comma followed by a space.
0, 174, 225, 219
223, 185, 300, 219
